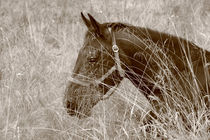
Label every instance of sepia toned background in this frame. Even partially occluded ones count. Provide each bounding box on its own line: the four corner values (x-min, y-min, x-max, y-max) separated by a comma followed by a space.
0, 0, 209, 139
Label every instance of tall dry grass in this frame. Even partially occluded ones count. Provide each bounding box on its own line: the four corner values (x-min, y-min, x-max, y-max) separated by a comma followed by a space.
0, 0, 209, 139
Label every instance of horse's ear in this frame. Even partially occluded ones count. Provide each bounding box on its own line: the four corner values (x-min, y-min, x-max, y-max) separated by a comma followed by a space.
81, 12, 91, 28
87, 13, 103, 36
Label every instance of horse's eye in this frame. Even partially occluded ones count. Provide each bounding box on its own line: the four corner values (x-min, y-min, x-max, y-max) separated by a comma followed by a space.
88, 57, 97, 63
87, 48, 100, 63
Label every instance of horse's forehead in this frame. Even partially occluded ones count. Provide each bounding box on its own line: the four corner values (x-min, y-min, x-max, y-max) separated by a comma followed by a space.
84, 31, 97, 42
81, 36, 100, 53
76, 36, 101, 63
80, 44, 98, 57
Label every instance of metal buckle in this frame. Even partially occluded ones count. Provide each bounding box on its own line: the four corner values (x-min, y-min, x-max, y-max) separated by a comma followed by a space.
112, 44, 119, 52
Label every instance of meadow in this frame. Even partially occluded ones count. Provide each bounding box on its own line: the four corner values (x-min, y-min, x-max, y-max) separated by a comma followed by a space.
0, 0, 209, 139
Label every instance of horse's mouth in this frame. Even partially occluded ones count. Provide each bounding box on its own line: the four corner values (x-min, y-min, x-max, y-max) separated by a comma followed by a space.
65, 100, 92, 118
67, 108, 92, 118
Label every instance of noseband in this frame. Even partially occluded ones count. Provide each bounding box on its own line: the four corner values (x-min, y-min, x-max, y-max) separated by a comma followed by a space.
69, 27, 125, 99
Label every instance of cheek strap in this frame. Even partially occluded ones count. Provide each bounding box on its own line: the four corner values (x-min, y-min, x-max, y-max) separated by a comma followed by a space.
108, 27, 125, 78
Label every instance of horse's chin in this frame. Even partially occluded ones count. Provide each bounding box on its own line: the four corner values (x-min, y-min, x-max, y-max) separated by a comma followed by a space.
67, 108, 92, 118
78, 111, 92, 119
65, 86, 104, 118
76, 102, 99, 119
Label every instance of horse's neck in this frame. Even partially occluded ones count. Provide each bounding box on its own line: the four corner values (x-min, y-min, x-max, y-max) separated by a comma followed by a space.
116, 28, 162, 89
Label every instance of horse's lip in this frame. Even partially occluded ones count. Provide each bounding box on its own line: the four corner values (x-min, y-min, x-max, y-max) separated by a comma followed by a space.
67, 108, 92, 118
78, 113, 91, 119
71, 111, 91, 119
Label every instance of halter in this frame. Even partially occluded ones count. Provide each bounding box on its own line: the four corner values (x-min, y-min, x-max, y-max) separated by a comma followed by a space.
69, 27, 125, 99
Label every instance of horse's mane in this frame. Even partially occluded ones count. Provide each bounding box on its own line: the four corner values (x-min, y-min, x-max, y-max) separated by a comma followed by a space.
85, 21, 209, 61
105, 22, 130, 32
105, 22, 184, 42
106, 22, 174, 45
106, 22, 206, 50
104, 22, 210, 62
85, 21, 168, 42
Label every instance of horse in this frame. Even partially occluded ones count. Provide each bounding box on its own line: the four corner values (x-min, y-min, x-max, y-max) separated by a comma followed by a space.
64, 12, 210, 119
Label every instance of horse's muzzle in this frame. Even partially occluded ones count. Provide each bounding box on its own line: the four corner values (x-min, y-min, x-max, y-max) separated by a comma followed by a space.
65, 99, 77, 116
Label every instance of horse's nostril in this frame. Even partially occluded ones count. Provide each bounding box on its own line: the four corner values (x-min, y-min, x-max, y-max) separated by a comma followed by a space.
67, 108, 77, 116
66, 100, 77, 116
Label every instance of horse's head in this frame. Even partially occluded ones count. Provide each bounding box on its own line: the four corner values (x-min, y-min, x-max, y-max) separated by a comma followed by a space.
64, 13, 127, 118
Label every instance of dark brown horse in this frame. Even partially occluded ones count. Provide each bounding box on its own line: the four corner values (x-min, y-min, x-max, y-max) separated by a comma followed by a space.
64, 13, 210, 118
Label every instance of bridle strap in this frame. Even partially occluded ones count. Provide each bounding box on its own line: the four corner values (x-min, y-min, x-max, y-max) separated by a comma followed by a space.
108, 27, 125, 78
68, 66, 117, 87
